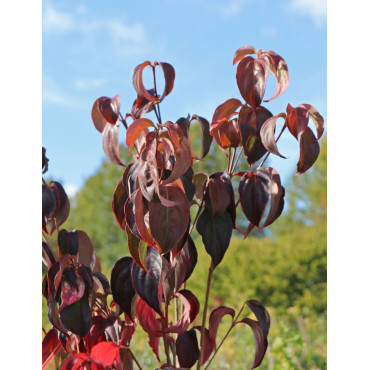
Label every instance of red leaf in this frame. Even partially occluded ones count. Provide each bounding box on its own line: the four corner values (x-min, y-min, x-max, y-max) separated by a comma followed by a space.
236, 57, 269, 107
59, 353, 90, 370
133, 61, 157, 102
233, 45, 258, 65
42, 328, 64, 364
131, 91, 155, 119
296, 127, 320, 175
126, 118, 156, 151
236, 318, 267, 369
98, 94, 121, 124
209, 306, 235, 349
161, 122, 192, 187
149, 184, 190, 254
262, 50, 289, 102
193, 326, 213, 365
102, 122, 125, 166
286, 103, 309, 140
210, 118, 241, 149
212, 98, 242, 122
260, 113, 287, 158
136, 298, 163, 361
154, 61, 176, 102
90, 342, 122, 367
91, 98, 108, 133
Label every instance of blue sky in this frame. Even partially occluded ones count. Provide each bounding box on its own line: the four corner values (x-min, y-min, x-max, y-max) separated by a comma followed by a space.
42, 0, 326, 196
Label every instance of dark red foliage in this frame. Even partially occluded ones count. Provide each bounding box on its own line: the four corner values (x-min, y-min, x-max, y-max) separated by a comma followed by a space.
43, 44, 324, 370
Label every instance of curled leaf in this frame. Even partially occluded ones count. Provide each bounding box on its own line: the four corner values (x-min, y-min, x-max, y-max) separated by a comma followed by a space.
154, 61, 176, 102
102, 122, 125, 166
296, 127, 320, 175
209, 306, 235, 349
233, 45, 258, 65
126, 118, 156, 151
132, 61, 157, 102
260, 113, 287, 158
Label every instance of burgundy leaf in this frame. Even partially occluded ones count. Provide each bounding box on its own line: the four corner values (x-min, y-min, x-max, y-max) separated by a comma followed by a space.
137, 136, 159, 202
57, 276, 85, 313
111, 257, 136, 319
194, 327, 213, 365
160, 256, 175, 305
133, 61, 158, 102
42, 328, 62, 364
42, 147, 49, 174
238, 169, 271, 227
102, 122, 125, 166
238, 105, 272, 167
42, 183, 55, 230
42, 241, 57, 268
260, 167, 285, 228
286, 103, 309, 140
180, 166, 196, 202
91, 97, 108, 133
136, 297, 163, 362
236, 57, 269, 107
131, 247, 163, 316
57, 229, 79, 256
126, 118, 156, 151
300, 103, 325, 140
262, 50, 289, 102
296, 127, 320, 175
246, 299, 271, 336
45, 181, 70, 235
236, 318, 267, 369
233, 45, 258, 65
131, 90, 155, 119
112, 177, 128, 230
209, 306, 235, 349
210, 118, 241, 149
59, 353, 91, 370
98, 94, 121, 124
176, 115, 191, 137
196, 206, 233, 267
161, 122, 192, 186
212, 98, 242, 123
133, 189, 156, 246
154, 61, 176, 102
191, 115, 213, 160
260, 113, 287, 158
149, 184, 190, 254
176, 328, 200, 369
172, 236, 198, 291
126, 227, 147, 271
165, 289, 199, 334
59, 287, 92, 337
90, 342, 122, 367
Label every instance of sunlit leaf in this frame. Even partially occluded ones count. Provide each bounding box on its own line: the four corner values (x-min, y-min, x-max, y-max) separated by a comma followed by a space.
132, 61, 158, 102
126, 118, 156, 151
154, 61, 176, 102
260, 114, 287, 158
90, 342, 122, 368
102, 122, 125, 166
233, 45, 258, 65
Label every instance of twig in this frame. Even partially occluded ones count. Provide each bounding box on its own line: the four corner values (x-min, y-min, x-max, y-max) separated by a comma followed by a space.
189, 199, 204, 235
129, 348, 144, 370
197, 262, 214, 369
230, 148, 243, 174
152, 66, 162, 124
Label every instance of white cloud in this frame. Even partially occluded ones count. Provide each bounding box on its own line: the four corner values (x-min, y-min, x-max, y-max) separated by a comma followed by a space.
290, 0, 327, 27
74, 78, 106, 91
42, 1, 149, 53
42, 2, 74, 33
218, 0, 252, 17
